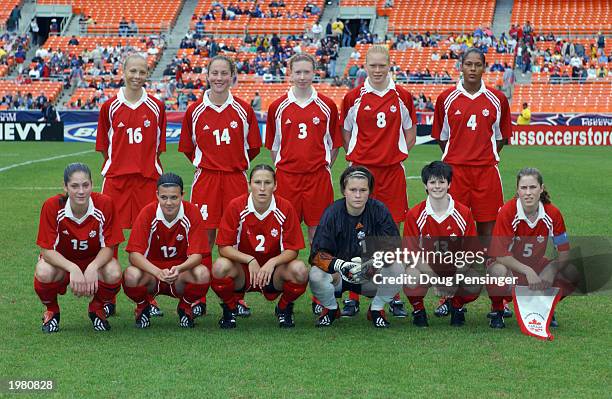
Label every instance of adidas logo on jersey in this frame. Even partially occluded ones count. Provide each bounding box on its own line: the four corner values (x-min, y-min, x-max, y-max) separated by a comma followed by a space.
454, 109, 461, 115
203, 125, 210, 130
144, 120, 151, 128
285, 119, 292, 125
62, 230, 69, 235
117, 122, 125, 127
482, 109, 490, 116
364, 105, 371, 111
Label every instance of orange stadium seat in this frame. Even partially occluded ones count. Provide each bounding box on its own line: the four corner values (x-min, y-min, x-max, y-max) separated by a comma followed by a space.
512, 0, 612, 35
0, 81, 64, 104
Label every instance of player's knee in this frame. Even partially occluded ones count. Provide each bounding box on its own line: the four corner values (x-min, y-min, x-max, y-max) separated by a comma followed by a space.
488, 262, 507, 277
193, 265, 210, 284
288, 260, 308, 284
34, 260, 61, 283
123, 266, 142, 287
212, 257, 233, 279
309, 266, 331, 286
101, 261, 122, 283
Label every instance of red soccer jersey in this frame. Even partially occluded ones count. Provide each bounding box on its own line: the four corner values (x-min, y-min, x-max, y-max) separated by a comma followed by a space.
489, 198, 570, 266
126, 201, 210, 268
178, 91, 261, 172
216, 193, 305, 265
265, 88, 342, 172
96, 88, 166, 179
341, 78, 416, 167
431, 81, 512, 166
37, 193, 124, 265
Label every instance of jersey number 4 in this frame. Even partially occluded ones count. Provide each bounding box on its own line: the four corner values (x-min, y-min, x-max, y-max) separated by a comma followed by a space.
466, 114, 477, 131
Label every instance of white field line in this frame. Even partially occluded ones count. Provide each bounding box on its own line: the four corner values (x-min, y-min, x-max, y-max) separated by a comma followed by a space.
0, 150, 95, 173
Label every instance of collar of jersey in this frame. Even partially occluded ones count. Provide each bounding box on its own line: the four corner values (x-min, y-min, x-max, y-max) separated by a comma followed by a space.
456, 79, 486, 100
425, 194, 455, 224
287, 86, 317, 108
364, 75, 395, 97
64, 197, 95, 224
515, 198, 545, 228
155, 202, 185, 228
117, 87, 147, 110
247, 193, 277, 220
203, 89, 234, 112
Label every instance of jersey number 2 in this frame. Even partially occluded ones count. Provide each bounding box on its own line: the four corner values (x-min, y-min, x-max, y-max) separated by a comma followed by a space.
255, 235, 265, 252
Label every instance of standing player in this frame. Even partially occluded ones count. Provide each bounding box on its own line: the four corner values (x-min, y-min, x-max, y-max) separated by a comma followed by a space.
179, 55, 261, 316
35, 163, 124, 332
431, 47, 512, 317
96, 53, 167, 317
123, 173, 211, 328
486, 168, 578, 329
211, 165, 308, 329
402, 161, 481, 327
265, 53, 342, 316
309, 166, 404, 328
340, 44, 416, 317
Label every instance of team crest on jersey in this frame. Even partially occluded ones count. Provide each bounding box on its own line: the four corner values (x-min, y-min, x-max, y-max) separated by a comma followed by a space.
62, 230, 69, 235
390, 105, 397, 113
144, 120, 151, 128
271, 228, 278, 238
230, 121, 238, 129
536, 235, 545, 243
312, 116, 320, 125
482, 109, 490, 117
357, 231, 366, 240
176, 234, 184, 241
89, 230, 96, 238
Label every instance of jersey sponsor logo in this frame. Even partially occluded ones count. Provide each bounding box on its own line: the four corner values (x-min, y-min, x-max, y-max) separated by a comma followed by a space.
271, 228, 278, 238
230, 120, 238, 129
455, 109, 462, 115
285, 119, 292, 125
203, 124, 210, 130
482, 109, 490, 117
176, 234, 184, 241
312, 116, 320, 125
117, 122, 125, 127
89, 230, 96, 238
390, 105, 397, 113
364, 105, 371, 111
144, 120, 151, 128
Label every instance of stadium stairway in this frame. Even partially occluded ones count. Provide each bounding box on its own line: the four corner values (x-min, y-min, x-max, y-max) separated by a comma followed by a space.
150, 0, 200, 80
491, 0, 514, 38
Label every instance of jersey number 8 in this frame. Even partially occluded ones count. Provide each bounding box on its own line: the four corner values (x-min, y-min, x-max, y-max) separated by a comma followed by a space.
376, 112, 386, 128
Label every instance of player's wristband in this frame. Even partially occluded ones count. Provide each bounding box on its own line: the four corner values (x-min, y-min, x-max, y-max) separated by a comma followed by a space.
248, 257, 256, 265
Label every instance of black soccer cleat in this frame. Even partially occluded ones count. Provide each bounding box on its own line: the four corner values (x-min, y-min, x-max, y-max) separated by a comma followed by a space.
487, 303, 513, 319
450, 306, 466, 327
412, 309, 429, 327
275, 303, 295, 328
389, 299, 408, 318
311, 300, 323, 316
41, 311, 60, 333
550, 313, 559, 328
103, 303, 116, 318
178, 307, 195, 328
340, 299, 359, 317
192, 302, 206, 318
218, 303, 237, 329
235, 299, 251, 318
149, 303, 164, 317
135, 305, 151, 329
315, 306, 340, 327
89, 310, 111, 331
367, 307, 391, 328
434, 298, 451, 317
489, 310, 505, 329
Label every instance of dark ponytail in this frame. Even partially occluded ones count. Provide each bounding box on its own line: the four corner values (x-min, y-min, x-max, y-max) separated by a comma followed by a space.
516, 167, 551, 204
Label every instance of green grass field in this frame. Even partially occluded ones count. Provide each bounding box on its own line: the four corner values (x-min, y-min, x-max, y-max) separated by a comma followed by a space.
0, 142, 610, 398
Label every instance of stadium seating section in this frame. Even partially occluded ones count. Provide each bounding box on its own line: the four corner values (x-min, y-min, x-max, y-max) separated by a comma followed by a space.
512, 0, 612, 34
37, 0, 182, 34
0, 81, 63, 108
0, 0, 21, 30
381, 0, 496, 34
192, 0, 324, 35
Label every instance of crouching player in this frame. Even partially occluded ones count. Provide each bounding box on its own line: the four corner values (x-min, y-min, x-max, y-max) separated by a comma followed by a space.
211, 165, 308, 329
402, 161, 481, 327
487, 167, 579, 329
123, 173, 211, 328
35, 163, 124, 333
309, 166, 404, 328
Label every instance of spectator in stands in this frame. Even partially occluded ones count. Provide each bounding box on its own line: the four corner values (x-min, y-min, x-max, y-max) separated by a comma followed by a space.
597, 32, 605, 51
30, 19, 40, 45
128, 20, 139, 37
490, 60, 504, 72
332, 19, 343, 39
251, 91, 262, 111
42, 100, 59, 122
328, 44, 338, 78
517, 102, 531, 125
118, 17, 129, 36
68, 35, 79, 45
50, 19, 60, 35
502, 63, 515, 101
311, 20, 323, 42
35, 92, 47, 109
355, 64, 367, 86
342, 21, 352, 47
8, 5, 21, 32
384, 0, 394, 7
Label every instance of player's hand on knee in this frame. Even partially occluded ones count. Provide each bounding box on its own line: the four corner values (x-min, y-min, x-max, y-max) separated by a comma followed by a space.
83, 266, 99, 296
257, 262, 275, 287
248, 259, 261, 288
70, 269, 87, 297
166, 266, 180, 283
526, 269, 544, 291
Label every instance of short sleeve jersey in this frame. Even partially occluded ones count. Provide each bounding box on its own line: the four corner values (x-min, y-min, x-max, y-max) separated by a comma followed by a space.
96, 88, 166, 179
216, 194, 305, 265
266, 87, 342, 172
37, 193, 124, 264
341, 78, 416, 167
431, 80, 512, 166
489, 198, 570, 266
179, 90, 262, 172
126, 201, 210, 267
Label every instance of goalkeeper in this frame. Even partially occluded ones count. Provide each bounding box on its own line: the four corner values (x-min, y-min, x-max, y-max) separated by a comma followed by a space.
309, 166, 404, 328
